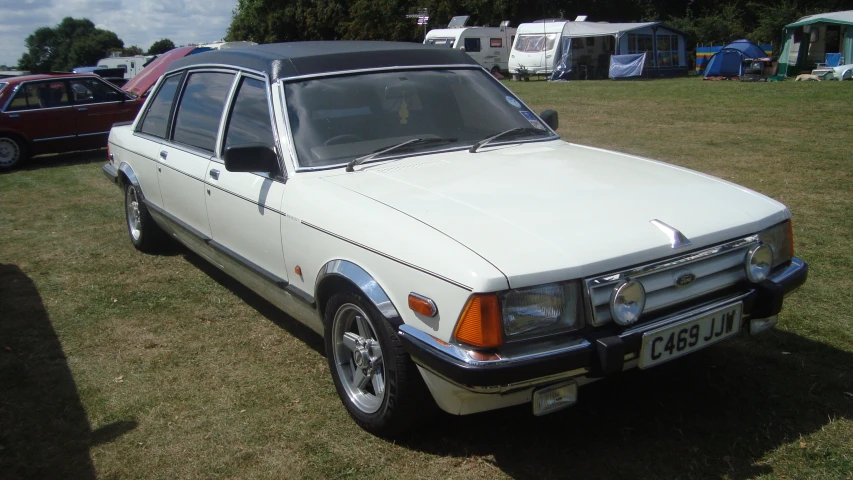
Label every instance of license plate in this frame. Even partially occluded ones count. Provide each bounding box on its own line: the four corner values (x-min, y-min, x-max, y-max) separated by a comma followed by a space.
639, 303, 743, 369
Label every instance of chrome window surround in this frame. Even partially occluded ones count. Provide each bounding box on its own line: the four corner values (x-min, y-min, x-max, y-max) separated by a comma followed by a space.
131, 63, 286, 181
278, 64, 559, 174
583, 234, 760, 326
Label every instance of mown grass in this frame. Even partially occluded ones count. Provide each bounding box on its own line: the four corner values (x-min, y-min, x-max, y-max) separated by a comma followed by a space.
1, 77, 852, 479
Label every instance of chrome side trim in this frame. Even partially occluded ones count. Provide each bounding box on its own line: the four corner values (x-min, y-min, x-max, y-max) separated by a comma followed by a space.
208, 239, 288, 289
305, 223, 472, 291
32, 135, 76, 142
315, 259, 401, 324
650, 219, 692, 249
78, 131, 111, 137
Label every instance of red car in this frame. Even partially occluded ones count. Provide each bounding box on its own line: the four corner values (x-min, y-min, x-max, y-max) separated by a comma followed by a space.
0, 73, 143, 170
122, 46, 202, 98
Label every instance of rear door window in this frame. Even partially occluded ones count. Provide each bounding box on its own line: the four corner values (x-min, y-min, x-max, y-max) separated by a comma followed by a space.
7, 81, 69, 111
68, 77, 125, 104
139, 74, 183, 138
171, 71, 235, 152
223, 77, 275, 150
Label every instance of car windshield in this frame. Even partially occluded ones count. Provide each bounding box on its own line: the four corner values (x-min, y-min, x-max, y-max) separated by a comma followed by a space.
284, 68, 556, 169
514, 34, 558, 52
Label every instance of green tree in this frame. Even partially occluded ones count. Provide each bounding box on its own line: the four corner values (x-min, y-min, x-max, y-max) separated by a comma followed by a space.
122, 45, 144, 56
148, 38, 176, 55
18, 17, 123, 72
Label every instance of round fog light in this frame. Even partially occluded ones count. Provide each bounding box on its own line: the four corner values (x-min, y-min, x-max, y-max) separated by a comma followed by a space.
745, 244, 772, 283
610, 280, 646, 326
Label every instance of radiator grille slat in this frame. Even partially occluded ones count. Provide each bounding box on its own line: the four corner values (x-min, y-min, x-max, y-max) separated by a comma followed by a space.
585, 237, 757, 326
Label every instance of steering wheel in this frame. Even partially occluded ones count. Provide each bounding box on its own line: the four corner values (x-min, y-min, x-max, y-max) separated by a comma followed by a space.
324, 134, 363, 146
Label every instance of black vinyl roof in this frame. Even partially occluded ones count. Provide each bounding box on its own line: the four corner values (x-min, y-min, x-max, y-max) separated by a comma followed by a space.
165, 41, 480, 81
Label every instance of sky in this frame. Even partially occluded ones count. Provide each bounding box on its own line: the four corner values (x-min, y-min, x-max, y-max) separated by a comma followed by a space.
0, 0, 238, 67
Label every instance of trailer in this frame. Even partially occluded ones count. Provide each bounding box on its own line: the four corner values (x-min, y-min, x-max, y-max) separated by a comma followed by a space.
96, 55, 155, 79
424, 17, 516, 74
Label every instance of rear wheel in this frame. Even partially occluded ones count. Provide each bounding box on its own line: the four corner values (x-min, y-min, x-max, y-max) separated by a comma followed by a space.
325, 291, 434, 436
125, 183, 165, 252
490, 65, 501, 75
0, 135, 27, 170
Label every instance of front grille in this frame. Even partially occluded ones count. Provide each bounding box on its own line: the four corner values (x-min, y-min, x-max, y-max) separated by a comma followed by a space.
584, 235, 758, 326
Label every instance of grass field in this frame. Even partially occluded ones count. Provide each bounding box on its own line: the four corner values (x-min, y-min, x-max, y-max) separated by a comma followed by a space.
1, 77, 852, 479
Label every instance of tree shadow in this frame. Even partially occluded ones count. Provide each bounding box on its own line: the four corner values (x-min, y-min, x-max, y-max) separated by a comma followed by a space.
0, 264, 136, 479
181, 252, 326, 357
0, 148, 106, 174
397, 329, 853, 479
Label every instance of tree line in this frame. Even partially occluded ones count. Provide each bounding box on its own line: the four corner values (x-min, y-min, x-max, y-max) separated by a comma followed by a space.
225, 0, 850, 52
17, 18, 176, 73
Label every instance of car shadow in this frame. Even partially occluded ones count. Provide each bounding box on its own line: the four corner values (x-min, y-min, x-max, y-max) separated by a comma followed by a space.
1, 148, 106, 173
396, 329, 853, 479
0, 264, 137, 479
181, 251, 326, 357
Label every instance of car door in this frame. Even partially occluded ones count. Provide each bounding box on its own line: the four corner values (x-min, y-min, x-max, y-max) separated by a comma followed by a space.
158, 70, 236, 241
1, 80, 77, 155
205, 74, 289, 285
131, 72, 186, 209
67, 77, 138, 148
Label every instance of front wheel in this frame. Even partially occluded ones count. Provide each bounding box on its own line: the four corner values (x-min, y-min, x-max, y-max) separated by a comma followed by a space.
325, 292, 433, 436
124, 183, 165, 252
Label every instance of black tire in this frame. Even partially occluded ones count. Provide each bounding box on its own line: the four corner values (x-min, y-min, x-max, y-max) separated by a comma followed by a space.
324, 291, 434, 436
0, 135, 28, 170
490, 65, 501, 75
124, 182, 165, 253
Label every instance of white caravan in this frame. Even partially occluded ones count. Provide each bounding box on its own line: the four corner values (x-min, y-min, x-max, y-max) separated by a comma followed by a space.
97, 55, 155, 79
424, 21, 517, 74
509, 19, 687, 78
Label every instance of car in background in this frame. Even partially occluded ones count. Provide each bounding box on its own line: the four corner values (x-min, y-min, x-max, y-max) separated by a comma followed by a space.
0, 73, 142, 170
122, 42, 257, 99
103, 42, 807, 436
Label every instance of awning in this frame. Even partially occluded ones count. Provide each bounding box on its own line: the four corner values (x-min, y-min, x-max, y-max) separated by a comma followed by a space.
784, 10, 853, 28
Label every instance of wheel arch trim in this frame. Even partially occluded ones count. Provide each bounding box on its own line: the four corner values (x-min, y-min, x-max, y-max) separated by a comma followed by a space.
315, 259, 402, 327
117, 162, 144, 199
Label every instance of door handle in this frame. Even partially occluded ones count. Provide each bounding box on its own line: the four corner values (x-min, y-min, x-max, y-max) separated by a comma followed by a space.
9, 114, 19, 118
209, 169, 220, 180
77, 107, 88, 112
159, 150, 168, 159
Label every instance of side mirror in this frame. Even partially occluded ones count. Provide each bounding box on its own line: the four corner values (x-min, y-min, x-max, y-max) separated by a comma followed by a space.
539, 110, 559, 131
224, 143, 280, 176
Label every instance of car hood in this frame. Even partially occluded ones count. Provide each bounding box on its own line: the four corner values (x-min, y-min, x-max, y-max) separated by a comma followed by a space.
320, 140, 789, 288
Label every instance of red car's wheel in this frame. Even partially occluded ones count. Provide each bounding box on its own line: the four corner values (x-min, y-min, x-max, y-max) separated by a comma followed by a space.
0, 135, 27, 170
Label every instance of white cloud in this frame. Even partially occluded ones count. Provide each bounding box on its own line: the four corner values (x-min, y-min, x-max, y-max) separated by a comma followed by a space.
0, 0, 237, 67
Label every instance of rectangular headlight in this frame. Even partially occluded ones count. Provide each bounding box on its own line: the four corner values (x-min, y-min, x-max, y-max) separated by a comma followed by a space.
499, 282, 582, 340
758, 220, 793, 267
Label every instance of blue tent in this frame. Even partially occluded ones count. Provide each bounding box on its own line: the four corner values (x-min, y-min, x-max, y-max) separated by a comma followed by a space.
703, 39, 768, 78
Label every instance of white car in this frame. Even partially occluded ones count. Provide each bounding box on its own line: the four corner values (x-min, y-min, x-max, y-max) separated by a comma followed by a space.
103, 42, 808, 436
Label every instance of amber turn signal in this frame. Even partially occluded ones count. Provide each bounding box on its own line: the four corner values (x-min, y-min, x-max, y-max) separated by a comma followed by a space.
408, 293, 437, 317
453, 294, 502, 348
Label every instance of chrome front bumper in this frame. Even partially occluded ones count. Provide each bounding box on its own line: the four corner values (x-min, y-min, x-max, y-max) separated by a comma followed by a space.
399, 257, 808, 392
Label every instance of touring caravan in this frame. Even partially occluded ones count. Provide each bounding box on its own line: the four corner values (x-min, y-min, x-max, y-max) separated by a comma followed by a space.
508, 19, 687, 79
96, 55, 156, 79
424, 17, 517, 74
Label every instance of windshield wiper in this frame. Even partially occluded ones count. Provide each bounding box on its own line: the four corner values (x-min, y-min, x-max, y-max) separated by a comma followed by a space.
346, 137, 458, 172
469, 127, 552, 153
